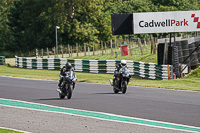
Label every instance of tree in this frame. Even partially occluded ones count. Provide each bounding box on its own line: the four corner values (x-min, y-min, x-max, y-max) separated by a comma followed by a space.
2, 0, 200, 53
151, 0, 198, 11
64, 0, 112, 45
7, 0, 68, 51
0, 0, 15, 51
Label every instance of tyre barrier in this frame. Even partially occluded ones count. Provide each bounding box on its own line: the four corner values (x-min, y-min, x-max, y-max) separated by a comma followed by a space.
0, 56, 5, 65
181, 40, 189, 50
176, 42, 184, 65
157, 38, 200, 75
15, 56, 173, 80
198, 52, 200, 62
180, 40, 200, 69
157, 43, 165, 65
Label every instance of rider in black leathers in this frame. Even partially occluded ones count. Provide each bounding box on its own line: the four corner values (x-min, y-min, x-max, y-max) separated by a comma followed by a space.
57, 62, 77, 92
112, 60, 127, 85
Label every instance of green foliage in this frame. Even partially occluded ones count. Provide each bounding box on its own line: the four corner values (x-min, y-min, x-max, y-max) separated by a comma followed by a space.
6, 63, 11, 67
65, 0, 112, 44
0, 0, 15, 51
0, 0, 200, 53
7, 0, 68, 51
186, 67, 200, 78
151, 0, 198, 11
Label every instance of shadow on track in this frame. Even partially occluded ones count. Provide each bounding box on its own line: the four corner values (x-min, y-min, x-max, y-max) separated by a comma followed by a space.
94, 93, 121, 94
35, 98, 61, 100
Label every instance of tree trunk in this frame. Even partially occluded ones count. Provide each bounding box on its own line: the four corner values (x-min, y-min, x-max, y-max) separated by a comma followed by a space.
93, 42, 95, 55
61, 45, 63, 58
36, 49, 38, 58
84, 43, 86, 56
68, 44, 70, 57
151, 34, 154, 54
137, 38, 143, 55
41, 48, 43, 58
76, 43, 79, 57
67, 0, 74, 23
154, 37, 157, 54
54, 47, 56, 58
71, 46, 73, 57
101, 41, 104, 56
110, 39, 113, 56
47, 47, 49, 58
105, 42, 107, 53
128, 40, 133, 56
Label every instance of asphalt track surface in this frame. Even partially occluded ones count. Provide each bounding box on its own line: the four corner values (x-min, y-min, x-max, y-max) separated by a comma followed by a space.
0, 76, 200, 132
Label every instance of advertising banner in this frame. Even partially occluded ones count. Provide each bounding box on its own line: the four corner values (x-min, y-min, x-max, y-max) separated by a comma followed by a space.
133, 10, 200, 34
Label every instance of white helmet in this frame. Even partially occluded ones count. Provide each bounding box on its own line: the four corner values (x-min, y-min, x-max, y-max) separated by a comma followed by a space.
120, 60, 127, 66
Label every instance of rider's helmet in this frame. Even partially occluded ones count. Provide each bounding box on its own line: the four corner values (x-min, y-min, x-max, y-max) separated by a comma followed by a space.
120, 60, 127, 66
65, 62, 72, 71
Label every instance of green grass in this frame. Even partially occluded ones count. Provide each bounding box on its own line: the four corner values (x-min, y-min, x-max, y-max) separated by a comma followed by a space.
186, 67, 200, 78
0, 128, 23, 133
2, 44, 200, 91
5, 44, 157, 64
68, 53, 157, 63
1, 65, 200, 91
67, 45, 157, 63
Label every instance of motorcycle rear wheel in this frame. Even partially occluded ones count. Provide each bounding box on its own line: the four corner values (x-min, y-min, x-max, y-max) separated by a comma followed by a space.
121, 81, 127, 94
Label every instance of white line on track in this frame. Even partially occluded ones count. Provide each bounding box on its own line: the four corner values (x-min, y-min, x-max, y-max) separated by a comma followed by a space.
1, 98, 200, 133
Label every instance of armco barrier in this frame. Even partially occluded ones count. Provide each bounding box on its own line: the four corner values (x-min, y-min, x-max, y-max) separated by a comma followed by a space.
15, 56, 173, 80
0, 56, 5, 65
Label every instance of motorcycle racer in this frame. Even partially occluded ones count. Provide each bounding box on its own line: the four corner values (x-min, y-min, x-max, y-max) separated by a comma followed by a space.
111, 60, 127, 86
57, 62, 77, 93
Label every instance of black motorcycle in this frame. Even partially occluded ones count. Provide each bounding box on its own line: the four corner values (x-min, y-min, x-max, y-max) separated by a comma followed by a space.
58, 70, 76, 99
110, 66, 131, 94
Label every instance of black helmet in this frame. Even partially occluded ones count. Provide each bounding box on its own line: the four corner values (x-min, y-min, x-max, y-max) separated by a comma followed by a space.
65, 62, 72, 71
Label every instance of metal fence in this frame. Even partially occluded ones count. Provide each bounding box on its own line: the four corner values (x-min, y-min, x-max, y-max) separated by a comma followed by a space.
34, 38, 153, 58
15, 56, 173, 80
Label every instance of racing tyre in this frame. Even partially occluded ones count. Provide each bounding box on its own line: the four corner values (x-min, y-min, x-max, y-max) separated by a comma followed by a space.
66, 85, 72, 99
121, 81, 127, 94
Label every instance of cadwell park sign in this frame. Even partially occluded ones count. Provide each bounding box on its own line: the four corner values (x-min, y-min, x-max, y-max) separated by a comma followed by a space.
133, 10, 200, 34
111, 11, 200, 78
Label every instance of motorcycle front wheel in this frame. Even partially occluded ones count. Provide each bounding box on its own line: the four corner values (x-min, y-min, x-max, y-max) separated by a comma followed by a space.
66, 85, 72, 99
121, 81, 127, 94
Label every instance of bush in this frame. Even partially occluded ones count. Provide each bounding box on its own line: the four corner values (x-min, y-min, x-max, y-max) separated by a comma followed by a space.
6, 63, 11, 67
186, 67, 200, 78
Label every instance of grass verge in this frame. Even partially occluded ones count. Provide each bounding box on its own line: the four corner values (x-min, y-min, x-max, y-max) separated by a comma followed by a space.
0, 65, 199, 91
0, 128, 23, 133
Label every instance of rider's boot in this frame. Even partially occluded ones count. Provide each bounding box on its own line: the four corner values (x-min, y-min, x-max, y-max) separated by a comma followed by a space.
57, 87, 61, 93
109, 79, 113, 86
57, 81, 62, 93
56, 88, 61, 93
73, 82, 75, 90
111, 76, 116, 86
